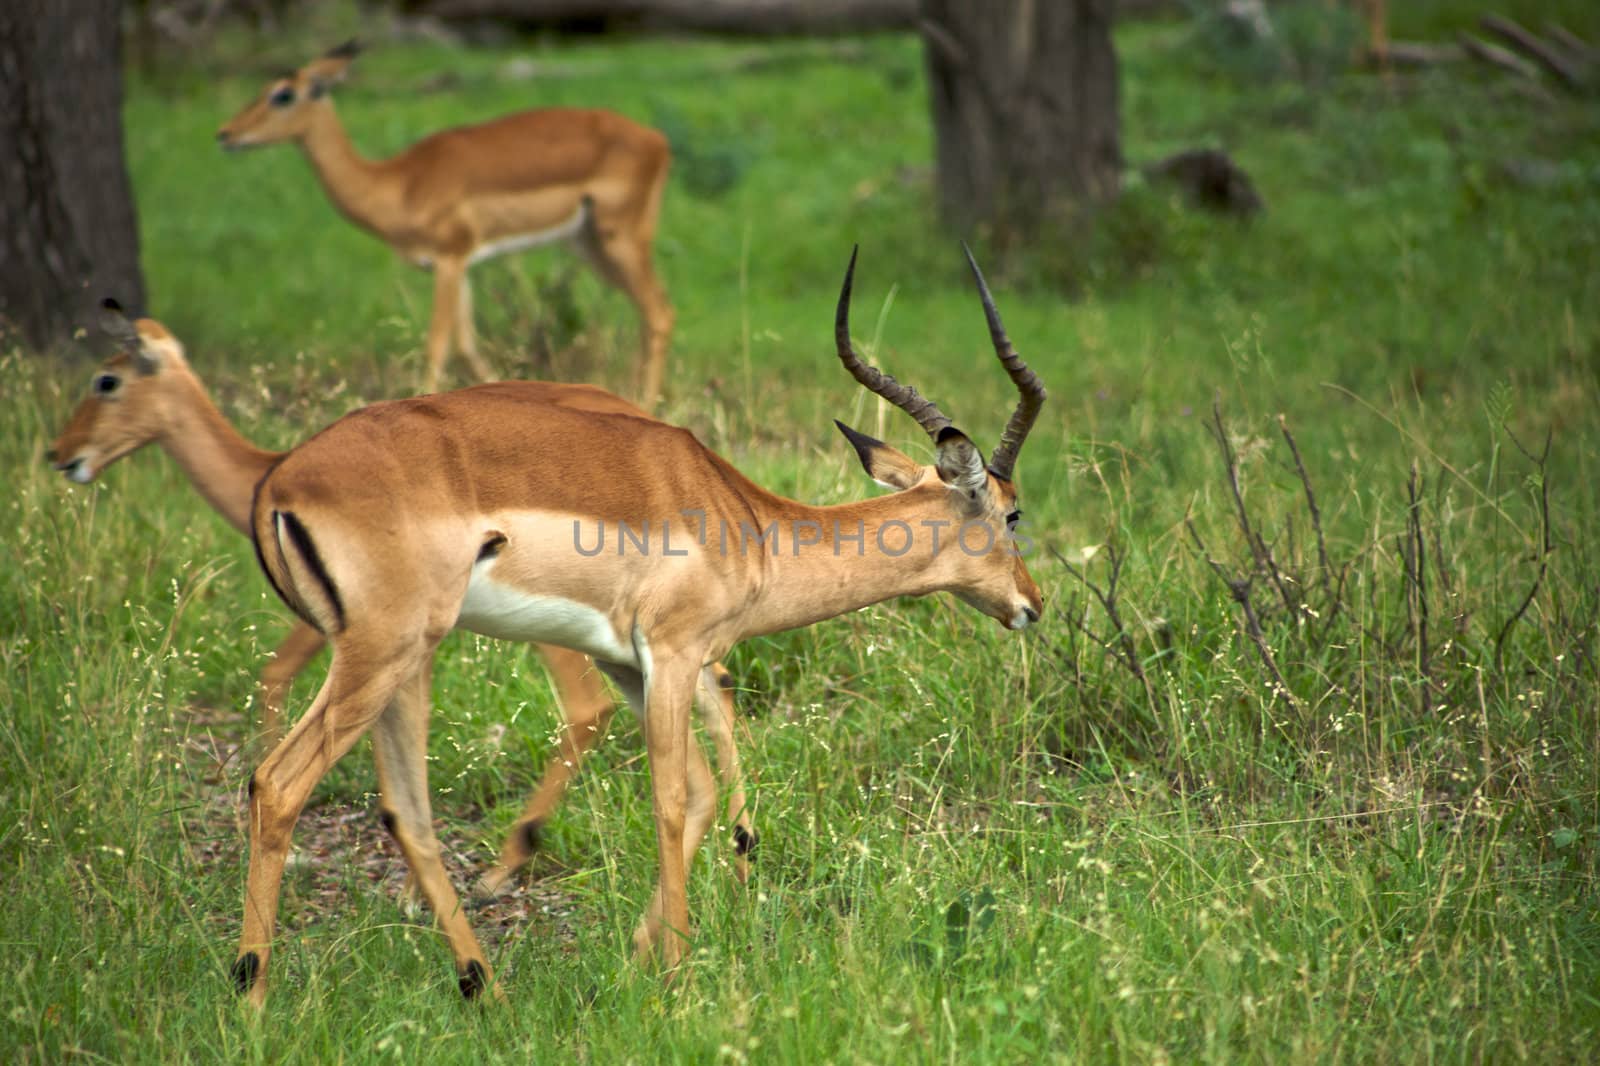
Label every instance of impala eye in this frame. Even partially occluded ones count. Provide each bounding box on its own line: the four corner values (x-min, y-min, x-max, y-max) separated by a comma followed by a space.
269, 85, 296, 107
93, 373, 120, 396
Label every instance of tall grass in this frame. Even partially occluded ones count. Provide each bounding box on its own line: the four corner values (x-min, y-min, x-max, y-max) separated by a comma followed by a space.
3, 3, 1598, 1062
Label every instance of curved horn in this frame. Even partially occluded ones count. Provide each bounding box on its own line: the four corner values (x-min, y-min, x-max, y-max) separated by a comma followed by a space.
835, 247, 954, 440
962, 243, 1046, 481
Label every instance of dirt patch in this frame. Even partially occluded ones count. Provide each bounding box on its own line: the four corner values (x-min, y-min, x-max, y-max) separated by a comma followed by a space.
174, 717, 590, 953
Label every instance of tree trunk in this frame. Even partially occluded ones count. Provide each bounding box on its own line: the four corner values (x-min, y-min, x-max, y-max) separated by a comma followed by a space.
920, 0, 1121, 240
0, 1, 144, 352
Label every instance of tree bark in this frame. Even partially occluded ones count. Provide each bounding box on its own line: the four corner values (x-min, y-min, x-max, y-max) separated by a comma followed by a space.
920, 0, 1121, 240
0, 1, 144, 352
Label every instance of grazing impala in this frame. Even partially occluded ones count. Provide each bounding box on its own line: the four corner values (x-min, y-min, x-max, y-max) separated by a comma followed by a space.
230, 247, 1046, 1008
217, 41, 676, 402
46, 301, 752, 898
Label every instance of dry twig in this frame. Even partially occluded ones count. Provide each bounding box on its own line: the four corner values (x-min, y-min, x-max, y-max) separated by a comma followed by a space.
1400, 461, 1431, 712
1050, 542, 1156, 712
1277, 414, 1331, 596
1185, 515, 1300, 714
1495, 427, 1554, 670
1209, 400, 1298, 618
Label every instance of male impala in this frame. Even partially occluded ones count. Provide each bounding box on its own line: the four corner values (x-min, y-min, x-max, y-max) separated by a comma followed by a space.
217, 41, 675, 402
231, 247, 1046, 1008
46, 301, 752, 898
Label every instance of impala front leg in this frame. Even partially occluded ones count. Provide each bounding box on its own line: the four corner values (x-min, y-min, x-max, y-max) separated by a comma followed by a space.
253, 621, 325, 746
703, 664, 755, 883
636, 655, 700, 969
600, 655, 697, 968
474, 645, 618, 901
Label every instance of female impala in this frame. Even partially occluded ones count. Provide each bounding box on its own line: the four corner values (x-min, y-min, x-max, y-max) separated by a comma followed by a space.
217, 41, 675, 403
231, 247, 1046, 1008
45, 302, 752, 897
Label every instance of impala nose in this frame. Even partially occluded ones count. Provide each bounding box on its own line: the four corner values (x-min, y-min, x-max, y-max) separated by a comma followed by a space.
1007, 603, 1041, 631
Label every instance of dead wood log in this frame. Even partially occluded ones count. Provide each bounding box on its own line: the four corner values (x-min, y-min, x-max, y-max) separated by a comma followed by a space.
1480, 14, 1587, 89
1382, 41, 1465, 68
1543, 24, 1598, 66
1459, 31, 1542, 82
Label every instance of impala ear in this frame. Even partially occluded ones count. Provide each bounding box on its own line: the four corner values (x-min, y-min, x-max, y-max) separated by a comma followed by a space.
835, 420, 924, 491
98, 298, 139, 348
934, 427, 989, 511
99, 298, 164, 375
303, 40, 358, 94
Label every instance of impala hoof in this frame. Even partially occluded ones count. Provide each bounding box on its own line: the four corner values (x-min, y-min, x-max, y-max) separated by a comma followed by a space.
518, 818, 543, 857
458, 959, 489, 999
733, 825, 758, 858
230, 952, 260, 995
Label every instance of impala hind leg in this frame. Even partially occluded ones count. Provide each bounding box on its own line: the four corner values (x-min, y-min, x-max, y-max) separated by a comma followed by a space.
370, 663, 498, 1000
574, 224, 674, 409
473, 645, 618, 901
233, 647, 423, 1009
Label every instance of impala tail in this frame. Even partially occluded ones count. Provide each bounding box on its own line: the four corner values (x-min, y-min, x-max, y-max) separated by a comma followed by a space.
251, 505, 346, 634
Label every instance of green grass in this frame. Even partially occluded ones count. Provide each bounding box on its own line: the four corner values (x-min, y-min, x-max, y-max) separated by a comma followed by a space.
4, 3, 1600, 1062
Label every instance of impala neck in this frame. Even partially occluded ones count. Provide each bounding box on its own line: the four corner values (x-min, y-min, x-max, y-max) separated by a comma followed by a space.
297, 104, 390, 236
157, 371, 281, 535
735, 486, 971, 638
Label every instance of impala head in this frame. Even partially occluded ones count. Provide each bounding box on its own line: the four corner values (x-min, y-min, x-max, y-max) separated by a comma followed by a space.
216, 40, 360, 150
47, 300, 189, 484
833, 247, 1048, 631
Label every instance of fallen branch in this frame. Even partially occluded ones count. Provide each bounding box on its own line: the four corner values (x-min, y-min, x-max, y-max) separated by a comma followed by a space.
1481, 15, 1588, 89
1459, 31, 1542, 82
1382, 41, 1466, 68
1543, 23, 1599, 66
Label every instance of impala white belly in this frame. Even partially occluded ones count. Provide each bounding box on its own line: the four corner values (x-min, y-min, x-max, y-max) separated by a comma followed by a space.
468, 201, 590, 265
456, 567, 634, 666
